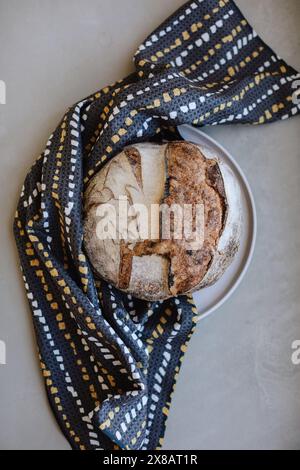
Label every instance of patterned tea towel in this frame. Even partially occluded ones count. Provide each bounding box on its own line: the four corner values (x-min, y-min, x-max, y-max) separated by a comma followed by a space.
14, 0, 299, 450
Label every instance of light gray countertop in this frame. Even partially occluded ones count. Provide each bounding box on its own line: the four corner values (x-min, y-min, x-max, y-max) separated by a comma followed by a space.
0, 0, 299, 450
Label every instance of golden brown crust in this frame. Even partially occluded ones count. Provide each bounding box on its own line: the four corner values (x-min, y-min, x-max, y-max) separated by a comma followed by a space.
124, 147, 143, 190
162, 142, 224, 295
119, 240, 133, 289
116, 141, 225, 296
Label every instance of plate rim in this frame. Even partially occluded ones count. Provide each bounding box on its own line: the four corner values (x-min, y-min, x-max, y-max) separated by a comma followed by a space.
178, 124, 257, 320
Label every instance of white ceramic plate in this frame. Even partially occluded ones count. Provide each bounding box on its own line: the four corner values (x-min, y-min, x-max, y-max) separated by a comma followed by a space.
178, 124, 257, 320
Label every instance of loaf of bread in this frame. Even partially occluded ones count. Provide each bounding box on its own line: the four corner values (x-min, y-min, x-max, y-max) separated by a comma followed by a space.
83, 141, 242, 300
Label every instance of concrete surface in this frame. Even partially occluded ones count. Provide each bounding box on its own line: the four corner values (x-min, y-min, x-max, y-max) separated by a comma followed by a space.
0, 0, 300, 450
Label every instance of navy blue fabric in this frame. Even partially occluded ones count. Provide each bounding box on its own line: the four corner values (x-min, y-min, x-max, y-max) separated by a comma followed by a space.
14, 0, 299, 450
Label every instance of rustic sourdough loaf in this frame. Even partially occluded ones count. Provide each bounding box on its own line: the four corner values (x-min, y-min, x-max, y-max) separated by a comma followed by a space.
83, 141, 242, 300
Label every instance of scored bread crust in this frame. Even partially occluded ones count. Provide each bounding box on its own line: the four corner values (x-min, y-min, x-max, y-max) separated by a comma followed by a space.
83, 141, 242, 301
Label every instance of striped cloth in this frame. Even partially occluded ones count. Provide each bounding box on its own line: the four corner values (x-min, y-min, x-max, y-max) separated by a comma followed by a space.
14, 0, 299, 450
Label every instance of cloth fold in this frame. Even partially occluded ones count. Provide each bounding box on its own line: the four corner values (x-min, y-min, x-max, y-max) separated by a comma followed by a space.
14, 0, 299, 450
